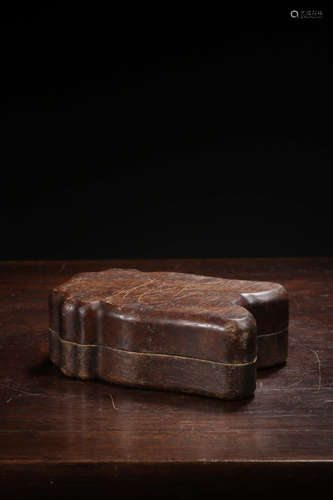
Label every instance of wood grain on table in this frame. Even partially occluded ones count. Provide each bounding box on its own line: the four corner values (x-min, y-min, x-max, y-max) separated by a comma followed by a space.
0, 259, 332, 498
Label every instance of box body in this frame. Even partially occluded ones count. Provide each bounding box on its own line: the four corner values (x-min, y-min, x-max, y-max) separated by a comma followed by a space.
49, 269, 288, 399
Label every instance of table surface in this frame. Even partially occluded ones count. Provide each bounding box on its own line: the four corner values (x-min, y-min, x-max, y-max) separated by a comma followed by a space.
1, 258, 333, 498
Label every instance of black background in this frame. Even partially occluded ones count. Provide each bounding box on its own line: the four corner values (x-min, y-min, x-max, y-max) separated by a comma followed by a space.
1, 6, 331, 259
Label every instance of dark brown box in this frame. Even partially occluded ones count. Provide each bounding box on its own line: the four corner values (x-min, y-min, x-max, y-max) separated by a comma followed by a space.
48, 269, 288, 399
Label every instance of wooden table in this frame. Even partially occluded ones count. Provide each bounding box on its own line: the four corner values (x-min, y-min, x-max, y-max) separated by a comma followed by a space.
1, 259, 332, 498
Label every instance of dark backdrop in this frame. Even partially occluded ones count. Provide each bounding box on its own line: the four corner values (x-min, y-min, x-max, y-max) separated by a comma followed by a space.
1, 6, 330, 259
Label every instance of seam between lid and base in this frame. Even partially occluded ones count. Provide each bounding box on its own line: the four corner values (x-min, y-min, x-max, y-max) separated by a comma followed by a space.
49, 328, 257, 367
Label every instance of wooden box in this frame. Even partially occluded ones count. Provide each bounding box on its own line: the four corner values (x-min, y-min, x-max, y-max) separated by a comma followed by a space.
48, 269, 288, 399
